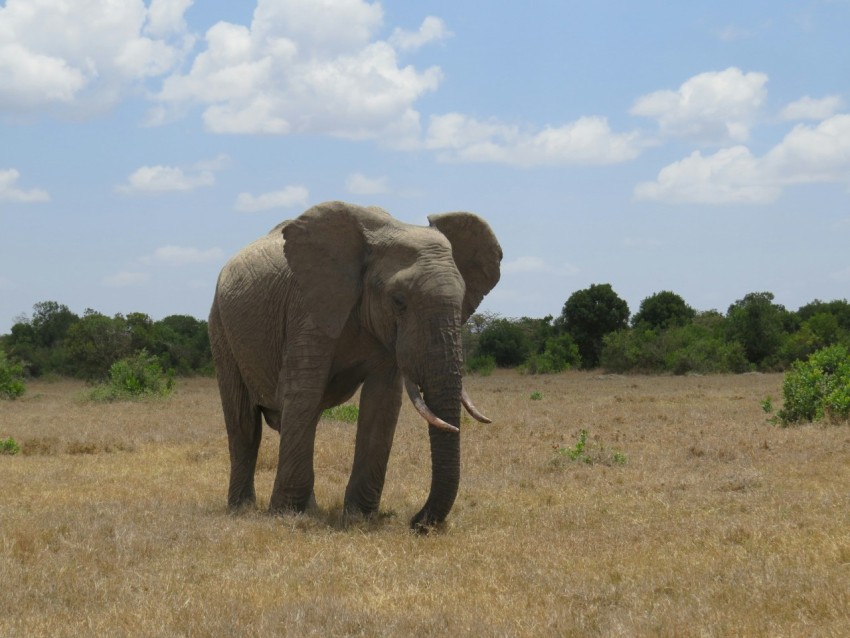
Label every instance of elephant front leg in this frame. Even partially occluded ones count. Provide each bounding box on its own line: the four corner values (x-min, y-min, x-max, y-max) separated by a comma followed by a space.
269, 397, 323, 514
344, 366, 402, 516
269, 341, 334, 515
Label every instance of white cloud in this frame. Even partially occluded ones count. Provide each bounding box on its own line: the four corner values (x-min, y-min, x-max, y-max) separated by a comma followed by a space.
0, 168, 50, 203
102, 271, 151, 288
117, 165, 215, 194
779, 95, 844, 121
630, 67, 767, 144
142, 245, 224, 266
153, 0, 441, 145
634, 146, 778, 204
390, 16, 451, 51
763, 114, 850, 184
234, 186, 309, 213
346, 173, 389, 195
145, 0, 194, 38
0, 0, 193, 114
635, 114, 850, 204
425, 113, 644, 166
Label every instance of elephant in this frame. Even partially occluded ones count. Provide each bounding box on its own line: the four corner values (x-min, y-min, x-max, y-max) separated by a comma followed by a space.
208, 201, 502, 531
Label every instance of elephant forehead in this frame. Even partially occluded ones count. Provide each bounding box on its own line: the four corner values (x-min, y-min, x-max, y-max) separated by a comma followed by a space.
384, 226, 453, 259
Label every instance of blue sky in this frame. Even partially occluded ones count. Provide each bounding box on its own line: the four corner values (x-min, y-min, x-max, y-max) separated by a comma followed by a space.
2, 0, 849, 333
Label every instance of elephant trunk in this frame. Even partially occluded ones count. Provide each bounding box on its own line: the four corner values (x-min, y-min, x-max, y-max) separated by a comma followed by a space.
408, 317, 464, 532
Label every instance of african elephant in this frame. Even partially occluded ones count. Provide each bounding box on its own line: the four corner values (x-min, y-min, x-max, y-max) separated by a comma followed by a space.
209, 201, 502, 531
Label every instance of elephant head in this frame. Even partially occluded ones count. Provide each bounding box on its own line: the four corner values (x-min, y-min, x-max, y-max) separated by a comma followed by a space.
281, 201, 502, 529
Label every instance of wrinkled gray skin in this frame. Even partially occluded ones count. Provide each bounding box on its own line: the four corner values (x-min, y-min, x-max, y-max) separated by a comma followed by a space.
209, 201, 502, 531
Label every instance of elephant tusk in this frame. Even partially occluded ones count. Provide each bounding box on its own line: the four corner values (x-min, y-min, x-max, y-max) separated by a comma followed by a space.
404, 378, 460, 434
461, 387, 492, 424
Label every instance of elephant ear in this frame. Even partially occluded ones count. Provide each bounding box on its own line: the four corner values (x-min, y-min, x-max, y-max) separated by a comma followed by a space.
283, 201, 373, 338
428, 212, 503, 322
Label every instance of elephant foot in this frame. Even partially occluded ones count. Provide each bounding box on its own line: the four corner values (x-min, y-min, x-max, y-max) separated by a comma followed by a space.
227, 487, 257, 512
410, 508, 447, 535
269, 490, 317, 516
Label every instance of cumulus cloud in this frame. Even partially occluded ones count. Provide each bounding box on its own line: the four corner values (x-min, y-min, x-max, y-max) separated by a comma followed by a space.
425, 114, 644, 166
390, 16, 452, 51
630, 67, 767, 144
346, 173, 389, 195
153, 0, 442, 145
779, 95, 844, 121
102, 271, 151, 288
117, 156, 228, 194
634, 114, 850, 204
234, 186, 309, 212
0, 168, 50, 203
117, 165, 214, 194
0, 0, 193, 114
142, 245, 224, 265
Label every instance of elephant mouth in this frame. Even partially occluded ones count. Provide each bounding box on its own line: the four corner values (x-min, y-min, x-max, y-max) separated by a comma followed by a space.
403, 378, 492, 433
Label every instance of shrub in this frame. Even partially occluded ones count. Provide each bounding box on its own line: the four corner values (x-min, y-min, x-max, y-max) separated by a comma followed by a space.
776, 345, 850, 425
322, 404, 360, 423
523, 334, 581, 374
466, 354, 496, 376
88, 350, 174, 402
0, 437, 21, 455
476, 319, 531, 367
0, 349, 26, 399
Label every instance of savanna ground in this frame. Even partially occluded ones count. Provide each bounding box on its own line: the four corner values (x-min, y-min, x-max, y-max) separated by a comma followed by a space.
1, 371, 849, 637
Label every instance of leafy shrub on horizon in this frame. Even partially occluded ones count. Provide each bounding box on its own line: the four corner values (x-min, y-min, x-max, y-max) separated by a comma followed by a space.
466, 354, 496, 376
88, 350, 174, 402
775, 345, 850, 425
522, 334, 581, 374
0, 349, 26, 399
601, 313, 748, 375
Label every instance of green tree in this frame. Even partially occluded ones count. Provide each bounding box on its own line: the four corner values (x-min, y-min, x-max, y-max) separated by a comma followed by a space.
30, 301, 79, 348
797, 299, 850, 331
5, 301, 79, 376
152, 315, 212, 374
476, 318, 531, 367
726, 292, 790, 368
556, 284, 630, 369
64, 310, 132, 379
632, 291, 695, 331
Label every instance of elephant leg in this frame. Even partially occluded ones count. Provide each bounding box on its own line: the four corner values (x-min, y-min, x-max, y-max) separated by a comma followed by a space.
344, 366, 402, 516
214, 346, 262, 510
269, 339, 334, 514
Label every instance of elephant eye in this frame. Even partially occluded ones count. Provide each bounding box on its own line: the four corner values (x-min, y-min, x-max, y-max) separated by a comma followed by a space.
391, 293, 407, 314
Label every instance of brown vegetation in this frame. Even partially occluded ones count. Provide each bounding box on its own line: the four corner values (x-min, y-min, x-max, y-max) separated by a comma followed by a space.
2, 372, 849, 636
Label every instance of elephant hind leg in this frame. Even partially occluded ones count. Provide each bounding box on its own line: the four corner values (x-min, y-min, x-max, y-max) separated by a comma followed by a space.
211, 331, 262, 510
223, 385, 262, 510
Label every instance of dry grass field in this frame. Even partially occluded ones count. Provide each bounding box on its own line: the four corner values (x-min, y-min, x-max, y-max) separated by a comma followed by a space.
2, 371, 849, 637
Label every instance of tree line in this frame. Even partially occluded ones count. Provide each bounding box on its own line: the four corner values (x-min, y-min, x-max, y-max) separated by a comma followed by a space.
2, 287, 850, 381
464, 285, 850, 375
0, 301, 212, 379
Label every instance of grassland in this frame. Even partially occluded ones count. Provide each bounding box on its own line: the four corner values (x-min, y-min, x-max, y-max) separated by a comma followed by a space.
1, 371, 849, 637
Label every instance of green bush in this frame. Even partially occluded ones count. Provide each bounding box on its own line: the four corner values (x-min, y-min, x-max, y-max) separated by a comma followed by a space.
465, 354, 496, 376
776, 345, 850, 425
0, 349, 26, 399
322, 404, 360, 423
523, 334, 581, 374
0, 437, 21, 455
88, 350, 174, 402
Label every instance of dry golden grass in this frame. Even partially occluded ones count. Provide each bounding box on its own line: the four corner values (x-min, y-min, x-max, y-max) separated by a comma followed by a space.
2, 371, 849, 637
